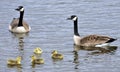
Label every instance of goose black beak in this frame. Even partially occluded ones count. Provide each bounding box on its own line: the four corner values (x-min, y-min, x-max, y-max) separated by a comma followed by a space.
67, 17, 72, 20
15, 8, 20, 11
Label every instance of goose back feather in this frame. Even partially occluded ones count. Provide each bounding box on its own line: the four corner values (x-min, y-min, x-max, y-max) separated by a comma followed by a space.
79, 35, 116, 46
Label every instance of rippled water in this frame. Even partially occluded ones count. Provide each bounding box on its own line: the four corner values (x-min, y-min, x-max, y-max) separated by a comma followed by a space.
0, 0, 120, 72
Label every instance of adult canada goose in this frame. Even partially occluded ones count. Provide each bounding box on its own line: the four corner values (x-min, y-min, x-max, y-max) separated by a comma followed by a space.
67, 15, 116, 47
9, 6, 31, 33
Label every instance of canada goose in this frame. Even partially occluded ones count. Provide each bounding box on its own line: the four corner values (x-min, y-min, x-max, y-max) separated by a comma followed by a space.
7, 56, 22, 66
9, 6, 31, 33
33, 47, 43, 55
51, 50, 63, 59
67, 15, 116, 47
31, 55, 44, 64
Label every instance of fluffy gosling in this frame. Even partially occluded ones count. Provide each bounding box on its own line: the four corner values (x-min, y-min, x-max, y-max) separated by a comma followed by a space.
51, 50, 63, 60
7, 56, 22, 66
33, 47, 43, 55
31, 55, 44, 65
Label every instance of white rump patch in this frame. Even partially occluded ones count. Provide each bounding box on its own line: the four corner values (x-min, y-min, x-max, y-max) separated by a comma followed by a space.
72, 17, 77, 21
95, 43, 109, 47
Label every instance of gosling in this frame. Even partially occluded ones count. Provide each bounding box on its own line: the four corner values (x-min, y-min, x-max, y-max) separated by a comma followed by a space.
31, 55, 44, 65
7, 56, 22, 66
33, 47, 43, 55
51, 50, 63, 60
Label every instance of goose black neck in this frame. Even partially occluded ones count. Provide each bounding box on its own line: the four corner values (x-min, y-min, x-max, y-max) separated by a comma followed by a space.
74, 19, 79, 36
18, 11, 24, 27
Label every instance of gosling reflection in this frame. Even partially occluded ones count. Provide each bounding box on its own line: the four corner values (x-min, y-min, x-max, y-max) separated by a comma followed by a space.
74, 45, 117, 55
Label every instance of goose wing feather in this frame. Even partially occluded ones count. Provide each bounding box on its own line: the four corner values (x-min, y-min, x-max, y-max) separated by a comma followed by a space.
80, 35, 111, 46
10, 18, 19, 29
23, 21, 30, 31
10, 18, 29, 31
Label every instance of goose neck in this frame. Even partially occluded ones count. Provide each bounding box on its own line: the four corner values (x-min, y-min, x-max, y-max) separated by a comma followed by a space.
18, 11, 24, 26
74, 19, 79, 36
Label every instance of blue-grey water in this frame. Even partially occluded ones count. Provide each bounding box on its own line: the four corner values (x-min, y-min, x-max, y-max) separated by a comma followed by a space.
0, 0, 120, 72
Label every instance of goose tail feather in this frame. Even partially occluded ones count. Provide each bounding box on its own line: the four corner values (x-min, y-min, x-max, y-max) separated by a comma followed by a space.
106, 38, 117, 43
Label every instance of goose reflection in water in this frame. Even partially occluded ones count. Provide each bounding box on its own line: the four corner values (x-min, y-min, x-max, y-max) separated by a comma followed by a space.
72, 45, 117, 69
74, 45, 117, 55
7, 33, 28, 69
73, 50, 79, 69
11, 33, 29, 61
11, 33, 29, 50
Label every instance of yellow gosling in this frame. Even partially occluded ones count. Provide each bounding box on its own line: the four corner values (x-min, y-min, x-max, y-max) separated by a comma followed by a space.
7, 56, 22, 66
33, 47, 43, 54
31, 55, 44, 65
51, 50, 63, 60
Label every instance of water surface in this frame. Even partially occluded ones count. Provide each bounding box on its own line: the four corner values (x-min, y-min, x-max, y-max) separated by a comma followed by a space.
0, 0, 120, 72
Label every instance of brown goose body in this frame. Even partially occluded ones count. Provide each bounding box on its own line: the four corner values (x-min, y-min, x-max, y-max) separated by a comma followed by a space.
9, 18, 30, 33
74, 34, 116, 47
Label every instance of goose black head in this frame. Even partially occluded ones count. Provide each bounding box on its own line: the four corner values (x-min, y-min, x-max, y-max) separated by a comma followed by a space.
15, 6, 24, 12
67, 15, 78, 21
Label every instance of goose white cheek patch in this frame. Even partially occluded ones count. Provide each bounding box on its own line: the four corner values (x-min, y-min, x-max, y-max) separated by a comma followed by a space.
20, 8, 24, 12
72, 17, 77, 21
